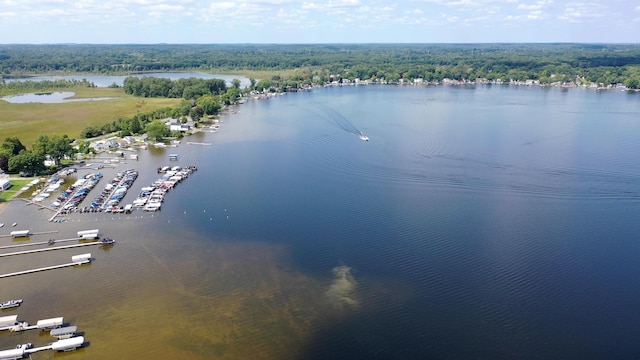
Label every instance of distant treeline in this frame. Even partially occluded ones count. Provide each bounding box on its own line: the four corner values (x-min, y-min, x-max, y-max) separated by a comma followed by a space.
0, 44, 640, 87
1, 43, 639, 87
0, 78, 96, 96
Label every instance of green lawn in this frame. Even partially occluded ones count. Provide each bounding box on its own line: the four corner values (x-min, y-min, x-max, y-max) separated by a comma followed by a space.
0, 177, 32, 202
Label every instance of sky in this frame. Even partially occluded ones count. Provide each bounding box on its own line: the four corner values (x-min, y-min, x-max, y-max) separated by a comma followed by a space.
0, 0, 638, 44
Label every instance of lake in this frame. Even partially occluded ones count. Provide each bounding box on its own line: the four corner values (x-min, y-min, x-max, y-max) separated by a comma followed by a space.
1, 84, 639, 359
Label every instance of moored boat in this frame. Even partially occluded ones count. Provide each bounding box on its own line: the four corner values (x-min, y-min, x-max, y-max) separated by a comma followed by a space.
0, 299, 23, 310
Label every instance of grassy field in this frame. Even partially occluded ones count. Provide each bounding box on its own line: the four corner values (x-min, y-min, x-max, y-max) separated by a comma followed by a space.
0, 87, 181, 146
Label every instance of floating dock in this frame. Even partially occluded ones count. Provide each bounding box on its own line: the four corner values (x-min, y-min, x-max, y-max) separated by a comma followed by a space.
6, 316, 64, 332
0, 236, 84, 250
0, 241, 104, 258
0, 255, 91, 279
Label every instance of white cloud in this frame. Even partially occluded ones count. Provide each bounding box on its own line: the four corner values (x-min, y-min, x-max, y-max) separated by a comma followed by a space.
210, 1, 235, 10
559, 2, 607, 22
153, 4, 184, 11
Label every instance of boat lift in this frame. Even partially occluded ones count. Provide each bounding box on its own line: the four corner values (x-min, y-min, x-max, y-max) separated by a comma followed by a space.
0, 316, 63, 332
50, 325, 78, 339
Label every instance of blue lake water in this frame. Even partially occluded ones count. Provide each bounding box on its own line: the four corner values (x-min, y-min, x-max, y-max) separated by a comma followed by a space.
1, 84, 639, 359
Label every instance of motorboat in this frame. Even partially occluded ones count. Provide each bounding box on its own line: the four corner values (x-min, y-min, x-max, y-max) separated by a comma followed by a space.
358, 133, 369, 141
0, 299, 23, 310
100, 237, 116, 245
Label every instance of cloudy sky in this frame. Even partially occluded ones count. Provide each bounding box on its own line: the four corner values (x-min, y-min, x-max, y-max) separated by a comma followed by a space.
0, 0, 638, 43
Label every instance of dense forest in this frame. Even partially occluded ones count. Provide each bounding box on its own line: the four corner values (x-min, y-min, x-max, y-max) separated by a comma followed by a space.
1, 43, 640, 88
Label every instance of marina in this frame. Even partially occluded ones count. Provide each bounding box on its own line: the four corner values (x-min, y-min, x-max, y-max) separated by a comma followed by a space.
0, 301, 84, 358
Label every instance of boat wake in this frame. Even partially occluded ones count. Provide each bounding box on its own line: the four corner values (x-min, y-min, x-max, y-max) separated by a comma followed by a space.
314, 102, 369, 141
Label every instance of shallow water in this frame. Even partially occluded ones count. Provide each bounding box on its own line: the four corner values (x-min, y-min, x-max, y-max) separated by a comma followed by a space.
1, 91, 112, 104
1, 85, 639, 359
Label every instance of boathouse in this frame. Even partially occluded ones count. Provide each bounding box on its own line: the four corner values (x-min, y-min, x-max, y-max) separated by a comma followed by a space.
71, 253, 91, 263
36, 317, 63, 330
77, 229, 99, 238
10, 230, 30, 238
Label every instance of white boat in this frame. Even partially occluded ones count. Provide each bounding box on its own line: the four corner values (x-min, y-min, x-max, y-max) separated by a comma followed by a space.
0, 299, 23, 310
358, 133, 369, 141
0, 223, 3, 228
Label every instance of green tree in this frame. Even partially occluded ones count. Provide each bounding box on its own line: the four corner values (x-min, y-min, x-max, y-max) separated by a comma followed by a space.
145, 120, 169, 142
48, 134, 74, 164
624, 78, 640, 89
0, 149, 10, 172
77, 141, 94, 155
32, 135, 50, 155
8, 150, 45, 175
2, 137, 26, 156
189, 105, 205, 121
232, 78, 241, 89
196, 95, 221, 115
256, 79, 272, 92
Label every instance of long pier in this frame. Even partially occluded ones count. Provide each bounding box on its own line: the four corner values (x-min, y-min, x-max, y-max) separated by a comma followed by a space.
0, 259, 90, 278
22, 198, 57, 212
0, 237, 84, 250
0, 241, 105, 258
